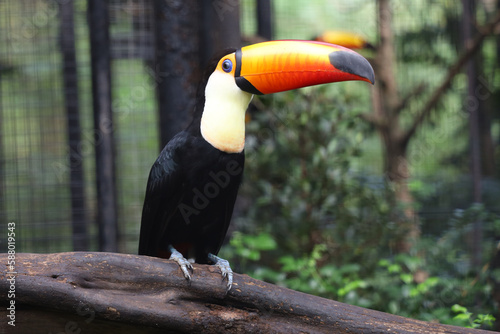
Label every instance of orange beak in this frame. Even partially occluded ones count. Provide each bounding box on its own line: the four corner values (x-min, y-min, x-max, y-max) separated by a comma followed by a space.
234, 40, 374, 95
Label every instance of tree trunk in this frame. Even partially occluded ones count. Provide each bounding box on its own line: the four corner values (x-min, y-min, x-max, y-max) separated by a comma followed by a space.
385, 142, 419, 251
372, 0, 419, 252
60, 0, 88, 251
88, 0, 119, 252
200, 0, 241, 69
1, 252, 494, 334
155, 0, 202, 147
257, 0, 273, 40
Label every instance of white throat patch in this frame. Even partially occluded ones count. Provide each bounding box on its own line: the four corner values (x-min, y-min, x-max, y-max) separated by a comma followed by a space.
200, 71, 253, 153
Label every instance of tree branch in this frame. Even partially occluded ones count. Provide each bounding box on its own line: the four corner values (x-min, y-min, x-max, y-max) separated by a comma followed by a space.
394, 83, 427, 115
402, 9, 500, 146
1, 252, 495, 333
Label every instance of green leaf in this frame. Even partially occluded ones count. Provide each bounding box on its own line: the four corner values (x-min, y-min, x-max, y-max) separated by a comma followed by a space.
388, 301, 399, 314
400, 273, 413, 284
474, 314, 496, 326
451, 304, 468, 314
280, 255, 301, 272
388, 264, 402, 274
453, 313, 471, 321
378, 259, 390, 267
247, 250, 260, 261
253, 232, 277, 251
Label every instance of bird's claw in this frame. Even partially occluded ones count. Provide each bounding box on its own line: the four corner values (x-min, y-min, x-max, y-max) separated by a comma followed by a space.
169, 249, 193, 281
218, 259, 233, 292
208, 253, 233, 292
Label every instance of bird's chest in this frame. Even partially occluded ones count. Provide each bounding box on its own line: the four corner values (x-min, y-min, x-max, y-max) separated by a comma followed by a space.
176, 145, 244, 226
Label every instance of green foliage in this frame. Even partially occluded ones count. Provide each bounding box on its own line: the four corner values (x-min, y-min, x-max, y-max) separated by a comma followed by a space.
224, 225, 497, 329
451, 304, 496, 329
220, 89, 499, 329
238, 88, 397, 268
228, 231, 277, 265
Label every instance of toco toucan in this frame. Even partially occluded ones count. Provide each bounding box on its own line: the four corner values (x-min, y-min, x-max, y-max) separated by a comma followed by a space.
139, 40, 375, 291
313, 31, 374, 50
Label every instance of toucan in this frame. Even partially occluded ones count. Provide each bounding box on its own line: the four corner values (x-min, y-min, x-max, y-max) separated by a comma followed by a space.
139, 40, 375, 291
313, 31, 374, 50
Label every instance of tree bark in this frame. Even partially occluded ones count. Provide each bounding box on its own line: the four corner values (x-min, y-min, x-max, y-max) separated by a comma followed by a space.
88, 0, 118, 252
60, 0, 88, 251
372, 0, 419, 252
257, 0, 273, 40
0, 252, 495, 334
155, 0, 201, 148
200, 0, 241, 70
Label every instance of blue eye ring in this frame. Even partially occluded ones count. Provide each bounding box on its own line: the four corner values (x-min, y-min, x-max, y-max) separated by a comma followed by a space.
222, 59, 233, 73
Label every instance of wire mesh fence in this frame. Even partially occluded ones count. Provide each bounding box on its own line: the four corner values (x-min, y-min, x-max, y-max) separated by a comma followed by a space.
1, 0, 84, 253
0, 0, 159, 253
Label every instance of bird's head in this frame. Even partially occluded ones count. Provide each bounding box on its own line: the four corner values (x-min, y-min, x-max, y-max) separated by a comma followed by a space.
200, 40, 375, 153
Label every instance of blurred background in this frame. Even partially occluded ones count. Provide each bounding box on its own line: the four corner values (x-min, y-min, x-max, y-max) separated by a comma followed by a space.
0, 0, 499, 329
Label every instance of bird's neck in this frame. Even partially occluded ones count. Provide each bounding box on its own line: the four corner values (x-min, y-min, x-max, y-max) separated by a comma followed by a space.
200, 71, 253, 153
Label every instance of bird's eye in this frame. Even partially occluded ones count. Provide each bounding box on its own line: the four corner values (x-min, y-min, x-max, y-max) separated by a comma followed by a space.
222, 59, 232, 73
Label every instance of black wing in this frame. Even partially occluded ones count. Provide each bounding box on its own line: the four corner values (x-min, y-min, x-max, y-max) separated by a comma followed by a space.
211, 154, 244, 257
138, 132, 187, 256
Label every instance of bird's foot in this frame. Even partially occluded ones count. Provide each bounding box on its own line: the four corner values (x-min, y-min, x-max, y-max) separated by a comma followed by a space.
208, 253, 233, 292
168, 246, 193, 281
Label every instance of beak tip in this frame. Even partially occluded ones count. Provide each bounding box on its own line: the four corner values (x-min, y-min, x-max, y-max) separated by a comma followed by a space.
329, 50, 375, 85
368, 73, 376, 85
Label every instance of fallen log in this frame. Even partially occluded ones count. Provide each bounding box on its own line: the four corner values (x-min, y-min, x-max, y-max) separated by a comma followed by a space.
0, 252, 494, 333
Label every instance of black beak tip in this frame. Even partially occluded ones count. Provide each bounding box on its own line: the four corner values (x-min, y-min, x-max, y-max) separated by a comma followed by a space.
329, 50, 375, 85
